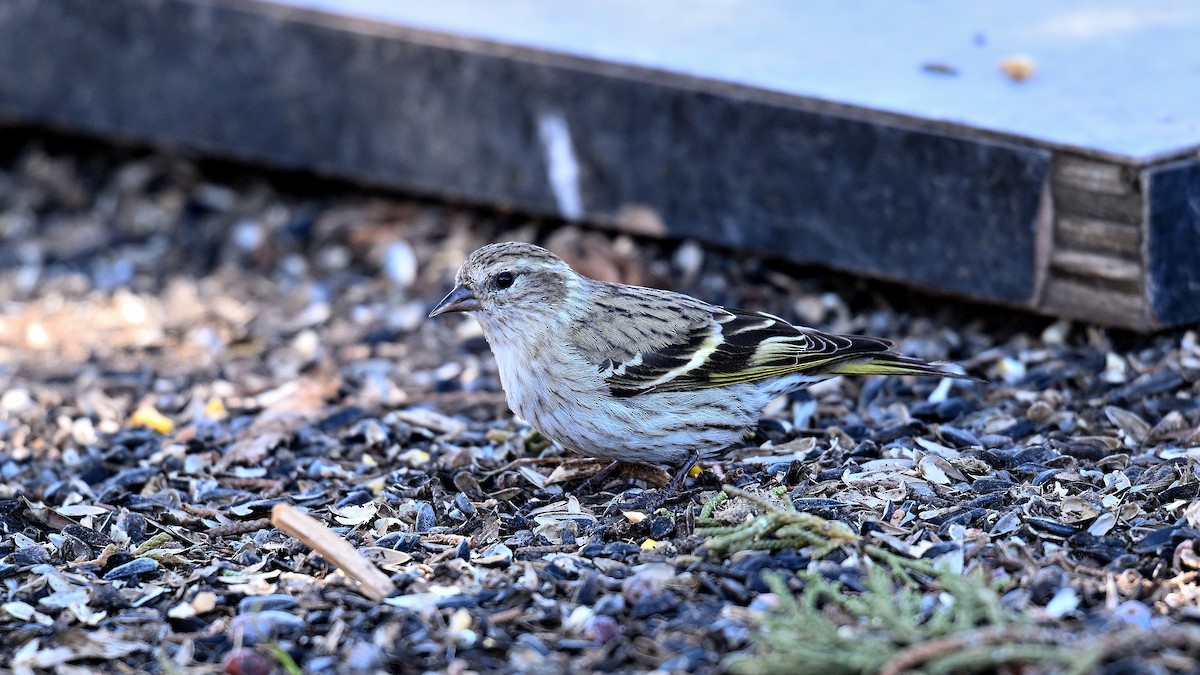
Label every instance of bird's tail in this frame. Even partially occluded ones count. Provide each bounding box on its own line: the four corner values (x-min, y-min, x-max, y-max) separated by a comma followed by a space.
827, 354, 980, 381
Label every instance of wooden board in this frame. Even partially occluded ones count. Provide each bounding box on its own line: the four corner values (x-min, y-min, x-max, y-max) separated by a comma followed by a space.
1, 0, 1197, 329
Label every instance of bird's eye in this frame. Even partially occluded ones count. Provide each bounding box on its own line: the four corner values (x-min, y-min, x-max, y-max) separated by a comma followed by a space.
494, 271, 515, 289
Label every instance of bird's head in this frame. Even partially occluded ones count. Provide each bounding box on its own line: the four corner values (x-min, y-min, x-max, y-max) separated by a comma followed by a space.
429, 242, 577, 330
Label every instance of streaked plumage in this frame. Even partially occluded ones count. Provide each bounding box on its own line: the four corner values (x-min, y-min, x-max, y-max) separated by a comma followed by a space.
430, 242, 971, 465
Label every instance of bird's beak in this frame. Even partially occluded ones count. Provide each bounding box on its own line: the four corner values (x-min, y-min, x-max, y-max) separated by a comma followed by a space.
429, 285, 480, 317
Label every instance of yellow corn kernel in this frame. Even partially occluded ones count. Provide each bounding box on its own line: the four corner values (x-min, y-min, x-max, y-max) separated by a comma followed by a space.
130, 406, 173, 434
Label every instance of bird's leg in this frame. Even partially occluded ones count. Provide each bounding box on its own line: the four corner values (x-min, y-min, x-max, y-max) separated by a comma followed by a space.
576, 460, 625, 495
615, 451, 702, 512
663, 451, 701, 495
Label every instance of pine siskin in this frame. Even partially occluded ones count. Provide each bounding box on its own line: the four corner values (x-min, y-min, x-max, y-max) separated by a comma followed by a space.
430, 242, 973, 466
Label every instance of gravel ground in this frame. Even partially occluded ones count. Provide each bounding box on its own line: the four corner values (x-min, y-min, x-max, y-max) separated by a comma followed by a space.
1, 127, 1199, 674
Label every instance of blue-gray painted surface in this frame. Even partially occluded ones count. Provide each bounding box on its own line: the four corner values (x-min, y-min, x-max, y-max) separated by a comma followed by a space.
1148, 161, 1200, 325
283, 0, 1200, 161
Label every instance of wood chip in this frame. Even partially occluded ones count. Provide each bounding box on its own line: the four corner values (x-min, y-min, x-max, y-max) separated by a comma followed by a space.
271, 504, 396, 602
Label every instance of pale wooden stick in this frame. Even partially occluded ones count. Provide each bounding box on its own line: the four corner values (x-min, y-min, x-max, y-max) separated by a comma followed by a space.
271, 503, 396, 602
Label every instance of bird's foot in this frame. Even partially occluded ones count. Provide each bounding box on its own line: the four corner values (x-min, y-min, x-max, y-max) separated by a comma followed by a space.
610, 452, 702, 512
575, 460, 625, 495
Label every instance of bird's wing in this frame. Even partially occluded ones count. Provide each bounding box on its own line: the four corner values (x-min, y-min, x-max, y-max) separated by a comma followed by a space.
568, 284, 896, 398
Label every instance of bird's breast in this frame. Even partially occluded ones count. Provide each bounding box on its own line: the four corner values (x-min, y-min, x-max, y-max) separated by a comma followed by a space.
483, 323, 601, 417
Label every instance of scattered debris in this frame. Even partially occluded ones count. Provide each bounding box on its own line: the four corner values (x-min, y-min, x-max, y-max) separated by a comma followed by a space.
2, 130, 1200, 672
1000, 54, 1037, 81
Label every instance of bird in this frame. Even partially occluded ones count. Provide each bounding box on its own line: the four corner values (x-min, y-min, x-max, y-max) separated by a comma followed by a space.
430, 241, 973, 471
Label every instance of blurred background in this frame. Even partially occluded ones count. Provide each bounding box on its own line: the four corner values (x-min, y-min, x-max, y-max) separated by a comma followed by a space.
3, 0, 1199, 331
